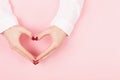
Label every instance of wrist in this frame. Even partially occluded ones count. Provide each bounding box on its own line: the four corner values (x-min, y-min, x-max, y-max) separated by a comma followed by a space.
50, 25, 67, 37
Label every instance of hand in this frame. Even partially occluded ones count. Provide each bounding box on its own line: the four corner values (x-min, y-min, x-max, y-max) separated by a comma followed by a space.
3, 25, 35, 61
36, 26, 67, 61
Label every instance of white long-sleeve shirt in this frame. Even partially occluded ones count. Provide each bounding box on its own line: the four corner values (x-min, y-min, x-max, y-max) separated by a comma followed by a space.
0, 0, 84, 36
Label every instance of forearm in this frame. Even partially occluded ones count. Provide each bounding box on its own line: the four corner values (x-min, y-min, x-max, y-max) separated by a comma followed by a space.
0, 0, 18, 33
50, 0, 84, 36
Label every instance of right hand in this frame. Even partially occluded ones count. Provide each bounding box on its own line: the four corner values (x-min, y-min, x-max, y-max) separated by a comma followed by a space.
3, 25, 35, 61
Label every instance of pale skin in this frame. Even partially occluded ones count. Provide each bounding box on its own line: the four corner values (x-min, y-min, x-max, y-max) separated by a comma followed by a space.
3, 25, 67, 62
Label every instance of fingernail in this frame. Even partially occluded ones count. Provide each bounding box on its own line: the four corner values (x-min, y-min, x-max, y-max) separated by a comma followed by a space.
32, 36, 38, 41
32, 36, 35, 40
36, 37, 38, 40
33, 60, 39, 65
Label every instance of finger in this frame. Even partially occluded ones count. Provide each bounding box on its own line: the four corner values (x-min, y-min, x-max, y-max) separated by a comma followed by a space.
38, 50, 55, 61
13, 42, 35, 61
38, 30, 50, 40
20, 27, 32, 38
36, 42, 57, 60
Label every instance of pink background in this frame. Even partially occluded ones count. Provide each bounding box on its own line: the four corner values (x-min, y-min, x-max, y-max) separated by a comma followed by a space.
0, 0, 120, 80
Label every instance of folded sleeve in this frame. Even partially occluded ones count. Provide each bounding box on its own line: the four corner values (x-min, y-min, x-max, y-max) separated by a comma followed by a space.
50, 0, 84, 36
0, 0, 18, 33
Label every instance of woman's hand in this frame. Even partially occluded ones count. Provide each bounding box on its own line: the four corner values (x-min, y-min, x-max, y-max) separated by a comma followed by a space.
3, 25, 35, 61
36, 26, 67, 61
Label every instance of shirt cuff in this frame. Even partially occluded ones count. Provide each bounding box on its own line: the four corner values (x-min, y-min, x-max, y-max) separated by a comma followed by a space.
0, 16, 18, 33
50, 17, 74, 36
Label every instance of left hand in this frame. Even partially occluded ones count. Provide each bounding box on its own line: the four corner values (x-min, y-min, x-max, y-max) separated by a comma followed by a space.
36, 26, 67, 61
3, 25, 35, 62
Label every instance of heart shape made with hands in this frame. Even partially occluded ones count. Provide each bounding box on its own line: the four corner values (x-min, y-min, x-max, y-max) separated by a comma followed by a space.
20, 34, 52, 65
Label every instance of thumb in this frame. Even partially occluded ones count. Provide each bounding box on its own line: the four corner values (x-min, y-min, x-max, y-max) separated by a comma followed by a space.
36, 42, 56, 60
15, 42, 35, 61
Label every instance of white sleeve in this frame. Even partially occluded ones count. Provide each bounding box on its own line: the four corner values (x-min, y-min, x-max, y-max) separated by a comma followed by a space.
0, 0, 18, 33
50, 0, 84, 36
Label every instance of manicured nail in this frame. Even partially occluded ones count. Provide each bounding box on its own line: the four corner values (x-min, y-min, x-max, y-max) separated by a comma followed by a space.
36, 37, 38, 40
32, 36, 35, 40
33, 60, 39, 65
32, 36, 38, 41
